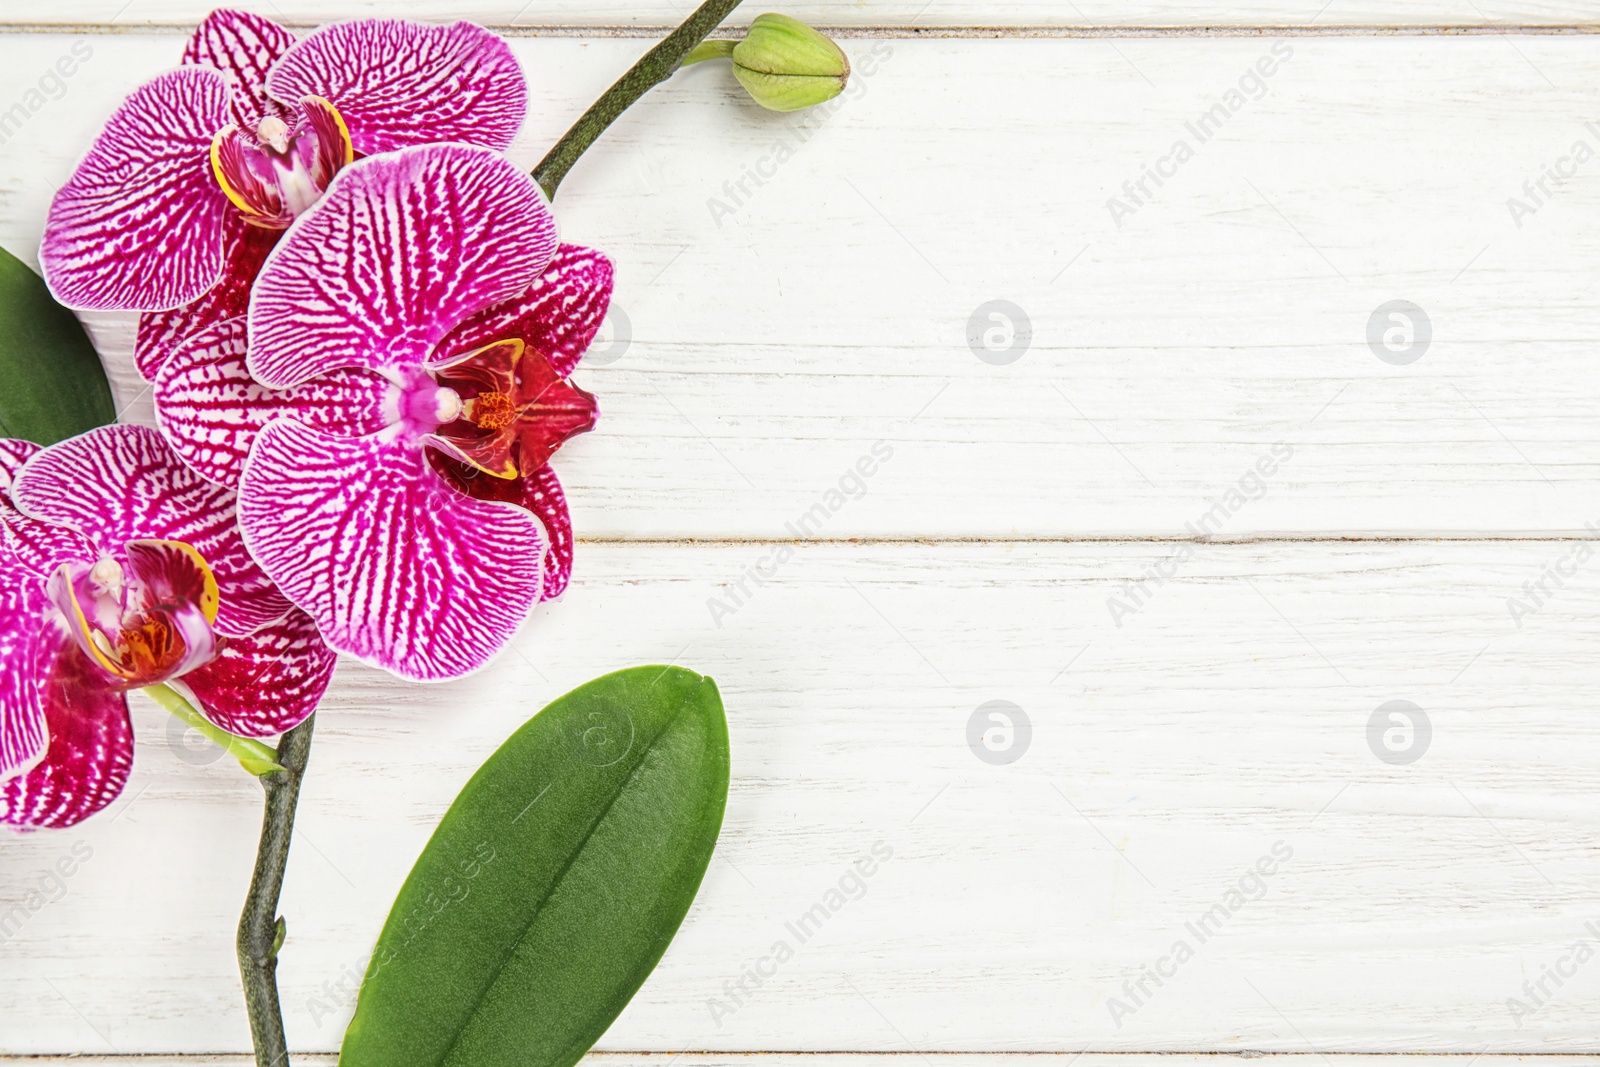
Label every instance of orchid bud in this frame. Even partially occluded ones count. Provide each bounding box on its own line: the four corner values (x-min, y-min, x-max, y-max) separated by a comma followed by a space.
686, 13, 850, 112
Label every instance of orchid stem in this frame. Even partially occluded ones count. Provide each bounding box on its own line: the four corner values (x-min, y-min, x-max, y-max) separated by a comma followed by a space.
531, 0, 745, 199
237, 714, 315, 1067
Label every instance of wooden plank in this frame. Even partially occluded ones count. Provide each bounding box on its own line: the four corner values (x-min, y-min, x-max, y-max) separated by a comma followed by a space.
5, 1058, 1597, 1067
1, 2, 1599, 29
3, 34, 1598, 536
1, 1059, 1596, 1067
4, 541, 1600, 1054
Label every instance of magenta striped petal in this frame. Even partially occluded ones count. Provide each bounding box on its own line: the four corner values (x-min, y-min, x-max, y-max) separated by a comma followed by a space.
238, 420, 546, 681
248, 144, 558, 388
431, 457, 574, 600
266, 19, 525, 156
183, 8, 297, 130
41, 67, 233, 312
182, 608, 335, 737
0, 626, 132, 830
520, 464, 574, 601
0, 439, 94, 580
11, 426, 289, 637
155, 316, 391, 486
136, 211, 280, 381
0, 440, 38, 480
436, 244, 615, 379
0, 554, 50, 785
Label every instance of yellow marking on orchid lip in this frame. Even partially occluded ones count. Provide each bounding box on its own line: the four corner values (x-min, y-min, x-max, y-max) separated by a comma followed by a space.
56, 566, 130, 679
304, 94, 354, 166
210, 126, 270, 219
423, 434, 519, 480
135, 540, 220, 624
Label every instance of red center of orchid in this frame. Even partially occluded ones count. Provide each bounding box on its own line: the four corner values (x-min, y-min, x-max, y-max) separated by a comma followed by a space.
115, 615, 181, 679
49, 542, 223, 688
210, 96, 354, 229
425, 338, 599, 480
466, 390, 516, 432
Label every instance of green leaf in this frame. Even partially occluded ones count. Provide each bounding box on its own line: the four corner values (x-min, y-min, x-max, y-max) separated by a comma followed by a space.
0, 244, 114, 445
340, 665, 730, 1067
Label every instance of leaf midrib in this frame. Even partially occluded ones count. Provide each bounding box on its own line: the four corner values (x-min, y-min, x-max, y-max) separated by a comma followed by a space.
433, 676, 712, 1067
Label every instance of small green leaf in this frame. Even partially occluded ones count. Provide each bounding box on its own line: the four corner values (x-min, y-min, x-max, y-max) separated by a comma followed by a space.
340, 665, 730, 1067
0, 245, 114, 445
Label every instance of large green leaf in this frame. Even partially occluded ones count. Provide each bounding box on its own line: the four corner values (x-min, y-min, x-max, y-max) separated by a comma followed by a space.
0, 244, 113, 445
341, 665, 730, 1067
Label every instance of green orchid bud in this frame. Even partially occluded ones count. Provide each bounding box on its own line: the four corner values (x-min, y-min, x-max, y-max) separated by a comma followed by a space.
684, 13, 850, 112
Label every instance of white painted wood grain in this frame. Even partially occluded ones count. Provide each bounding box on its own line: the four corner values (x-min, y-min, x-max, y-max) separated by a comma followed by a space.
6, 1059, 1596, 1067
0, 1059, 1594, 1067
2, 17, 1598, 1063
3, 541, 1600, 1054
1, 2, 1599, 28
4, 34, 1599, 536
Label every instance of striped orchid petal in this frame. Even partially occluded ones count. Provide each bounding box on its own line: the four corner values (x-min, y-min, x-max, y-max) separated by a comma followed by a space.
0, 442, 50, 785
436, 458, 576, 601
0, 625, 133, 831
249, 144, 558, 388
0, 557, 50, 787
183, 8, 297, 129
0, 439, 94, 576
135, 210, 281, 382
267, 19, 526, 156
238, 419, 546, 681
41, 67, 233, 312
181, 608, 335, 737
155, 316, 391, 486
438, 244, 616, 379
10, 426, 288, 637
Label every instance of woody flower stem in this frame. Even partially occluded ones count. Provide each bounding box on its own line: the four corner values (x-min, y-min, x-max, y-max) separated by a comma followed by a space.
532, 0, 745, 199
237, 715, 316, 1067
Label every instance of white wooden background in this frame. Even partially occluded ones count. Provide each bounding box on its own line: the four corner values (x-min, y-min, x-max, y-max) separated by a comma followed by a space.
4, 1, 1600, 1062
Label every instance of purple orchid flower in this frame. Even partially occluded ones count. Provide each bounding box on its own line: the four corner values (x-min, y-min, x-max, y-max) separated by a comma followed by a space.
0, 425, 335, 830
41, 8, 527, 321
152, 143, 611, 682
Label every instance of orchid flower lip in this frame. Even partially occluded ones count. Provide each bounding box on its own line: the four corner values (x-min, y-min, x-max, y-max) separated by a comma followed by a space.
210, 95, 354, 228
49, 539, 223, 690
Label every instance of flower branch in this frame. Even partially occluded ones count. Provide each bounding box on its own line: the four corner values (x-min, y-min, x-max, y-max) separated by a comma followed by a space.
531, 0, 745, 199
237, 714, 315, 1067
144, 683, 284, 775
